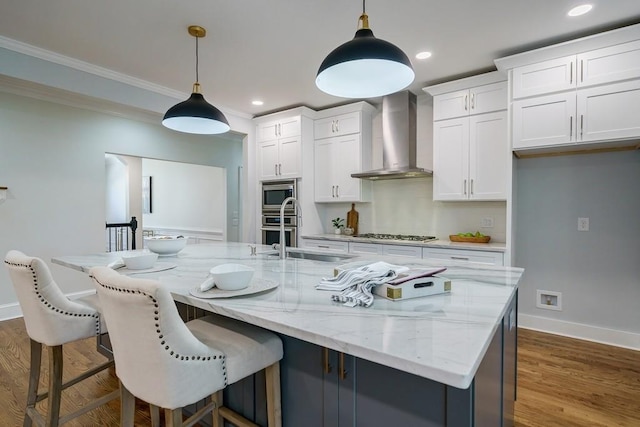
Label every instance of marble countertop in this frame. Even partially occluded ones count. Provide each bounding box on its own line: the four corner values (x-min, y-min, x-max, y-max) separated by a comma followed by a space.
302, 234, 507, 252
52, 242, 522, 389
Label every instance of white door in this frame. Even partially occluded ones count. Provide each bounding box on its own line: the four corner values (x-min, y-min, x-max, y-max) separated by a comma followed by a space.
277, 136, 301, 179
433, 89, 470, 121
258, 140, 279, 180
334, 134, 361, 201
433, 118, 469, 200
512, 92, 576, 149
577, 79, 640, 143
314, 138, 334, 202
469, 112, 508, 200
469, 82, 507, 115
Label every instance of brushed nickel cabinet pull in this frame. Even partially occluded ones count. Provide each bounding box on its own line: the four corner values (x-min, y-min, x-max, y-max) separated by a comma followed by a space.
581, 60, 584, 82
323, 348, 332, 374
335, 185, 339, 198
339, 352, 347, 380
332, 185, 335, 197
318, 245, 330, 249
471, 93, 475, 109
464, 94, 468, 111
470, 179, 474, 195
463, 179, 467, 195
580, 115, 584, 139
451, 256, 470, 261
570, 116, 573, 139
278, 164, 282, 175
335, 119, 339, 132
570, 61, 573, 84
331, 120, 335, 133
275, 164, 278, 175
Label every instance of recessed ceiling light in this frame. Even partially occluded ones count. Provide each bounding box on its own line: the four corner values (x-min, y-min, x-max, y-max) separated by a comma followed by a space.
252, 100, 264, 106
568, 4, 593, 17
415, 51, 432, 60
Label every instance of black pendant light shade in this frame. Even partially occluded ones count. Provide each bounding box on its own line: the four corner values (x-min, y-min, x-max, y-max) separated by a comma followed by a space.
316, 4, 415, 98
162, 85, 230, 134
162, 26, 230, 135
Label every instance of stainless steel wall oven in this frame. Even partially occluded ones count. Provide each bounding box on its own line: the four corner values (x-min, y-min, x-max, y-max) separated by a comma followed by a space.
261, 180, 298, 247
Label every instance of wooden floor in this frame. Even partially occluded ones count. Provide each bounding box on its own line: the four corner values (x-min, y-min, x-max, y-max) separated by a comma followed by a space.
0, 318, 638, 426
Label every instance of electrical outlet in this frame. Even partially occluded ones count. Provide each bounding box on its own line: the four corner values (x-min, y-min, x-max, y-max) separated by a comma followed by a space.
536, 290, 562, 311
481, 217, 494, 228
578, 217, 589, 231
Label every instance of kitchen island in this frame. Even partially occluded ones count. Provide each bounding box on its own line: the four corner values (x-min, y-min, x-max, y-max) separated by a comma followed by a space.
53, 242, 523, 427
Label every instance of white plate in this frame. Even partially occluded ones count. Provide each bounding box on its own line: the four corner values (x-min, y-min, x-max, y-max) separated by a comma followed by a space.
189, 278, 279, 299
117, 262, 177, 275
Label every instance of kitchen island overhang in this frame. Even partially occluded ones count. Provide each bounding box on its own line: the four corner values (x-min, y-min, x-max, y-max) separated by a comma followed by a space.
52, 242, 523, 390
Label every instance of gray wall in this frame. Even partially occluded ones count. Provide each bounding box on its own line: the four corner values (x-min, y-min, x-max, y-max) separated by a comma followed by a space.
515, 150, 640, 335
0, 91, 243, 313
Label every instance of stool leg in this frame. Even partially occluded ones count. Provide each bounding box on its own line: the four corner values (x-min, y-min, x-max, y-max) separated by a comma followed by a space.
47, 345, 64, 427
265, 362, 282, 427
165, 408, 182, 427
23, 339, 42, 427
119, 382, 136, 427
149, 404, 161, 427
212, 390, 224, 427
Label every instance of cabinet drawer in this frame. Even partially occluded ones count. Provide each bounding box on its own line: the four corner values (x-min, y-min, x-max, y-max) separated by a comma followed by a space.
422, 248, 504, 266
349, 242, 383, 255
383, 245, 422, 258
302, 239, 349, 253
314, 112, 361, 139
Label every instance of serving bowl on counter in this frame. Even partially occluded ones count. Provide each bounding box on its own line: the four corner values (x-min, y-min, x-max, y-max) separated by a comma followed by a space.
121, 251, 158, 270
145, 235, 187, 256
209, 264, 254, 291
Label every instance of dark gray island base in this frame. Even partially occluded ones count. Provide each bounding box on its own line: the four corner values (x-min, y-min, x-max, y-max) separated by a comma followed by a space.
193, 293, 516, 427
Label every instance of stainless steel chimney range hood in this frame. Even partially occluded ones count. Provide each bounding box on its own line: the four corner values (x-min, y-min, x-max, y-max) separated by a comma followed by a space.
351, 90, 432, 180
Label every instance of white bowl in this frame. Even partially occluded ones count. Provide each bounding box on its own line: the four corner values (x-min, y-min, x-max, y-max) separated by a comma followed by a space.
121, 252, 158, 270
145, 236, 187, 255
209, 264, 254, 291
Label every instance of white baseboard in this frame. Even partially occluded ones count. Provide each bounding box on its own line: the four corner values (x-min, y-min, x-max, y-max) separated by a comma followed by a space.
0, 289, 97, 322
519, 313, 640, 351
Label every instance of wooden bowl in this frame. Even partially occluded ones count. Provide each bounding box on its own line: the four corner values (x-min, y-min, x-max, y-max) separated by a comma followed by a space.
449, 235, 491, 243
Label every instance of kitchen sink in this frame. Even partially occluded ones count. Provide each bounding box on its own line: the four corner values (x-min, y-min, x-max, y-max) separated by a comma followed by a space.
286, 249, 355, 263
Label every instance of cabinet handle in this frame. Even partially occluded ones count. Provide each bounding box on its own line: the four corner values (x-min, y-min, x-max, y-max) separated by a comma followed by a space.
335, 119, 339, 133
339, 352, 347, 380
570, 116, 573, 139
318, 245, 330, 249
275, 164, 278, 176
278, 164, 282, 175
332, 185, 335, 197
323, 348, 332, 374
331, 120, 335, 133
451, 256, 470, 261
335, 185, 339, 198
580, 115, 584, 139
471, 93, 475, 110
470, 179, 474, 195
463, 179, 467, 195
464, 94, 468, 111
570, 61, 573, 84
581, 60, 584, 83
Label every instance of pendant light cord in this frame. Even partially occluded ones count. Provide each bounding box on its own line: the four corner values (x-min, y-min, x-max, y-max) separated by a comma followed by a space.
358, 0, 369, 29
195, 35, 199, 84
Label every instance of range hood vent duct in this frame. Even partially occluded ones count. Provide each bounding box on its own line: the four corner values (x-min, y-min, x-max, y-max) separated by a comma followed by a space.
351, 90, 432, 180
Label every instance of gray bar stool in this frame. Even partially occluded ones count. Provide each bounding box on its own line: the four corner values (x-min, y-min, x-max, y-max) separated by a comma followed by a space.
4, 250, 119, 426
89, 266, 283, 427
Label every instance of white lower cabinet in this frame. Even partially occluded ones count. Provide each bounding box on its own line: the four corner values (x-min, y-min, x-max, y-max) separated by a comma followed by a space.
382, 244, 422, 258
349, 242, 383, 255
422, 247, 504, 266
302, 239, 349, 253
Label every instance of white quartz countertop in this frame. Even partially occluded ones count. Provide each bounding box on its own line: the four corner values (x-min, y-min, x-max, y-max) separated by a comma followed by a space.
52, 242, 522, 389
302, 234, 507, 252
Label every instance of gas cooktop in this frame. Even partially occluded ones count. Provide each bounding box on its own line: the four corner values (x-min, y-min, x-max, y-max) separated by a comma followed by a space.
357, 233, 437, 242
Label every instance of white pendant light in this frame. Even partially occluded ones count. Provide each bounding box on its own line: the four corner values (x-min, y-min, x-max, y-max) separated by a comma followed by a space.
316, 0, 415, 98
162, 25, 230, 135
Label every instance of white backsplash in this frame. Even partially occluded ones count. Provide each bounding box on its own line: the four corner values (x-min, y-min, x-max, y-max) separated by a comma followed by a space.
319, 178, 507, 242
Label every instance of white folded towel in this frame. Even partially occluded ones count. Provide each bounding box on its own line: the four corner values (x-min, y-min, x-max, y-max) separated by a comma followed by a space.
317, 262, 409, 307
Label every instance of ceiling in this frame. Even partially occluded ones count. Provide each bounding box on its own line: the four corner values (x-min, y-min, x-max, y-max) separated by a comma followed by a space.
1, 0, 640, 117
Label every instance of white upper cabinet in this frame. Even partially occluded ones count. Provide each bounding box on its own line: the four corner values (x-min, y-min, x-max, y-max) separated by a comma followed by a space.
433, 82, 507, 121
434, 111, 508, 201
255, 110, 311, 181
507, 37, 640, 152
512, 40, 640, 100
257, 115, 301, 142
425, 73, 508, 202
313, 103, 375, 203
314, 111, 361, 140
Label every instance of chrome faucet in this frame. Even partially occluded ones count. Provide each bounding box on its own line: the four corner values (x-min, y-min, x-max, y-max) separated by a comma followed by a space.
279, 196, 301, 259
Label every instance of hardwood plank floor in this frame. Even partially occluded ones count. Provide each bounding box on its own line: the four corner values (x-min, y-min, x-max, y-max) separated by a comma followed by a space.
0, 318, 638, 426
